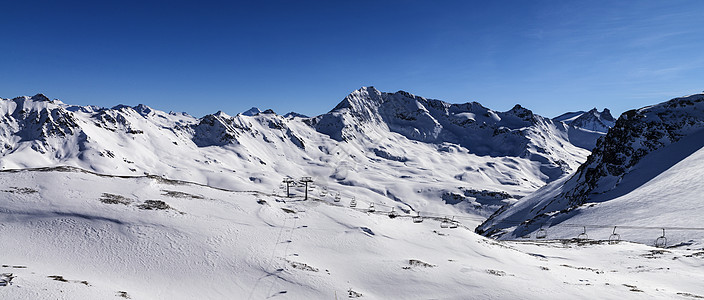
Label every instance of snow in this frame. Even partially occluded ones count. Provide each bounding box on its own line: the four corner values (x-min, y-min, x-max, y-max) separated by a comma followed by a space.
1, 168, 703, 299
1, 89, 702, 299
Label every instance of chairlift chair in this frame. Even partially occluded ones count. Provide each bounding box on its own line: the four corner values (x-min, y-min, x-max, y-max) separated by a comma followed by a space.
536, 228, 547, 239
412, 212, 423, 223
388, 207, 397, 218
577, 226, 588, 240
449, 217, 458, 229
655, 228, 667, 248
608, 226, 621, 244
440, 217, 450, 228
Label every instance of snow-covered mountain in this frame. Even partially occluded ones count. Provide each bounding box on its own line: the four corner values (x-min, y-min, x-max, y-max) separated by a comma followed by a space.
0, 88, 596, 219
309, 87, 592, 181
554, 108, 615, 133
553, 108, 615, 150
477, 93, 704, 245
241, 107, 262, 116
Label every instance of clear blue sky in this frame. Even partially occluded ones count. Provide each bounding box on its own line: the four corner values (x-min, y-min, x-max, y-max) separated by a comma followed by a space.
3, 0, 704, 118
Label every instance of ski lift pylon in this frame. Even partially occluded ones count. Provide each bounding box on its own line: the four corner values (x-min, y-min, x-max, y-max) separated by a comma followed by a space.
609, 226, 621, 244
412, 212, 423, 223
655, 228, 667, 248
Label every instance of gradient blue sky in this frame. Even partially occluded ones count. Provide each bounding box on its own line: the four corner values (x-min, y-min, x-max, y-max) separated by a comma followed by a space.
3, 0, 704, 118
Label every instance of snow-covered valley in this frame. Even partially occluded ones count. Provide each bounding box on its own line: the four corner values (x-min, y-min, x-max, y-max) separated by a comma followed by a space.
1, 88, 703, 299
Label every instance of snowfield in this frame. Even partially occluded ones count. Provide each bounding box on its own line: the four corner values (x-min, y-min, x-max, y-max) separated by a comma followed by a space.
1, 168, 703, 299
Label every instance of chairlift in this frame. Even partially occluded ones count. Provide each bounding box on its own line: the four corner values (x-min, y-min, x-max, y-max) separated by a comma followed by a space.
388, 207, 397, 218
577, 226, 588, 240
412, 212, 423, 223
334, 192, 341, 202
608, 226, 621, 244
349, 197, 357, 208
449, 217, 458, 229
536, 228, 547, 239
440, 217, 450, 228
368, 203, 375, 213
655, 228, 667, 248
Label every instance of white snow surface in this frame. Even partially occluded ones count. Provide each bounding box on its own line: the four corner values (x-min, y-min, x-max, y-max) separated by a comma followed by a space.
1, 168, 703, 299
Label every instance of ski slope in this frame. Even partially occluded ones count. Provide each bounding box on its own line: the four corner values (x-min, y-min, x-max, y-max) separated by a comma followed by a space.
1, 168, 703, 299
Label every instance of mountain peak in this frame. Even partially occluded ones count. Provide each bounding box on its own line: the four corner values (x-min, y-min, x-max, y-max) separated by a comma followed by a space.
133, 104, 153, 116
31, 94, 51, 102
242, 107, 261, 116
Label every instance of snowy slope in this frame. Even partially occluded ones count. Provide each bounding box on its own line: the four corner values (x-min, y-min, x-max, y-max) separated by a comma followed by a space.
0, 89, 593, 220
1, 168, 703, 299
477, 93, 704, 245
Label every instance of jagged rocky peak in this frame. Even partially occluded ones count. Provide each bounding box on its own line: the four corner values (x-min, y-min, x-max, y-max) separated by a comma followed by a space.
507, 104, 534, 119
133, 104, 153, 116
284, 111, 308, 119
567, 93, 704, 200
553, 107, 615, 133
31, 93, 51, 102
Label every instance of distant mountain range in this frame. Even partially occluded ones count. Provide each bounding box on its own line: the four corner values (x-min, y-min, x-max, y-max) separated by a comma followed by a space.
0, 87, 611, 217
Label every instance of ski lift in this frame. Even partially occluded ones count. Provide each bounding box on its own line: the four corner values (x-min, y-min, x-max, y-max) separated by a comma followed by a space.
412, 212, 423, 223
655, 228, 667, 248
536, 228, 547, 239
334, 192, 341, 202
349, 197, 357, 208
608, 226, 621, 244
449, 217, 458, 229
388, 207, 397, 218
577, 226, 588, 240
368, 203, 375, 213
440, 217, 450, 228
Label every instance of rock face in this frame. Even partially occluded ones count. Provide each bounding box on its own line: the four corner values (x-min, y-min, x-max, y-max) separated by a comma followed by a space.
564, 94, 704, 205
476, 93, 704, 239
